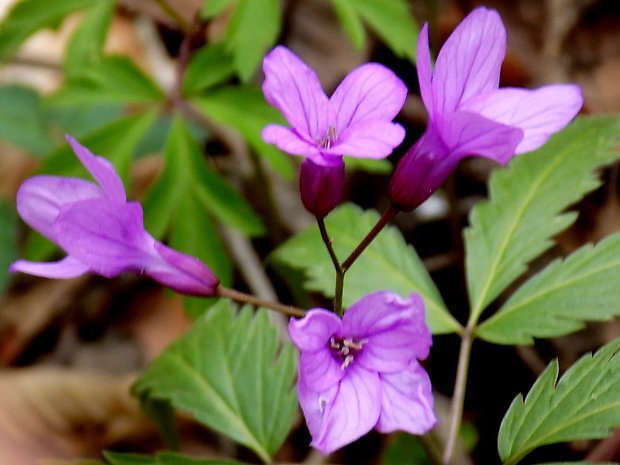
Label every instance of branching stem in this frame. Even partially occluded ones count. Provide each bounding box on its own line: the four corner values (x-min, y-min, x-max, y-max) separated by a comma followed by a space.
217, 286, 306, 318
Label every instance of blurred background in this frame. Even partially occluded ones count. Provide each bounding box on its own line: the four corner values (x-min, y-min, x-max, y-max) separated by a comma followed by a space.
0, 0, 619, 463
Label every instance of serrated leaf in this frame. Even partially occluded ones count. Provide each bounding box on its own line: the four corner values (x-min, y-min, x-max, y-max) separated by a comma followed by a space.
133, 300, 298, 463
0, 202, 18, 294
48, 56, 164, 106
0, 0, 98, 61
330, 0, 418, 62
0, 85, 56, 155
465, 116, 620, 323
192, 86, 294, 180
498, 338, 620, 465
271, 203, 460, 334
183, 44, 236, 95
223, 0, 281, 81
478, 232, 620, 344
64, 0, 114, 77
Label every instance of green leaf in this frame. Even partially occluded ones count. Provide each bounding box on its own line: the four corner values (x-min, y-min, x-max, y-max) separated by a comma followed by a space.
330, 0, 418, 63
183, 43, 236, 95
48, 56, 164, 106
104, 451, 245, 465
143, 117, 266, 284
330, 0, 365, 50
465, 116, 620, 323
192, 86, 294, 180
201, 0, 237, 19
0, 0, 98, 61
223, 0, 281, 81
133, 300, 298, 463
0, 85, 56, 155
478, 232, 620, 344
498, 338, 620, 465
64, 0, 114, 77
271, 203, 460, 334
0, 202, 18, 294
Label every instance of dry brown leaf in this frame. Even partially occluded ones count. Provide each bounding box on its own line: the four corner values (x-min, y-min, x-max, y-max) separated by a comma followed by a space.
0, 367, 152, 465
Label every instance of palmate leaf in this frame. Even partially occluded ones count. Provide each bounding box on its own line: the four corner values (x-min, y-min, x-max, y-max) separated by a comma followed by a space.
330, 0, 418, 63
183, 44, 236, 95
498, 338, 620, 465
0, 202, 18, 294
0, 0, 98, 61
465, 116, 620, 323
133, 300, 298, 463
478, 231, 620, 344
271, 203, 461, 334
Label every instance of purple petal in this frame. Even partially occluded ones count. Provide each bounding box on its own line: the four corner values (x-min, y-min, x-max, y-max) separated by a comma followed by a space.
65, 135, 126, 203
343, 291, 432, 372
298, 349, 344, 391
289, 309, 341, 352
148, 243, 219, 296
327, 121, 405, 159
16, 176, 104, 243
376, 360, 437, 435
329, 63, 407, 132
433, 7, 505, 115
416, 24, 434, 116
461, 84, 583, 153
441, 111, 523, 164
262, 46, 329, 142
54, 199, 156, 278
10, 256, 90, 279
299, 366, 382, 455
261, 124, 321, 159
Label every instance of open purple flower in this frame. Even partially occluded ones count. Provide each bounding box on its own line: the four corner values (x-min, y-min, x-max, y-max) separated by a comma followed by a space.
262, 46, 407, 217
10, 135, 219, 297
389, 7, 583, 211
289, 291, 436, 454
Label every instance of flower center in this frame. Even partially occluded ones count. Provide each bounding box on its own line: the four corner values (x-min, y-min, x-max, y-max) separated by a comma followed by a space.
318, 126, 338, 149
329, 336, 367, 370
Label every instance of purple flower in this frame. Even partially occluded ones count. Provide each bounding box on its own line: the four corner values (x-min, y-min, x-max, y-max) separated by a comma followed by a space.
288, 291, 436, 454
10, 135, 219, 297
262, 46, 408, 166
389, 7, 583, 211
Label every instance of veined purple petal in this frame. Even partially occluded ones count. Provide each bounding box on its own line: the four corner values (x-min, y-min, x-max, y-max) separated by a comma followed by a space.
262, 46, 329, 142
343, 291, 432, 372
329, 120, 405, 159
149, 243, 219, 296
461, 84, 583, 154
9, 255, 90, 279
301, 366, 382, 455
433, 7, 505, 115
442, 111, 523, 164
289, 309, 341, 352
261, 125, 321, 159
16, 176, 104, 243
65, 135, 126, 203
329, 63, 407, 131
298, 349, 343, 391
416, 24, 434, 116
376, 359, 437, 434
54, 199, 156, 278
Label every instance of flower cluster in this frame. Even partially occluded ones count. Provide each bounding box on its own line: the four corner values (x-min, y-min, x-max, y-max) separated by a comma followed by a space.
11, 136, 219, 297
288, 291, 436, 454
